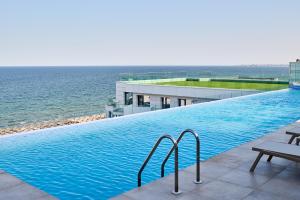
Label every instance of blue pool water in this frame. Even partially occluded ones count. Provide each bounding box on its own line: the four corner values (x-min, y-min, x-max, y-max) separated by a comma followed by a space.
0, 89, 300, 199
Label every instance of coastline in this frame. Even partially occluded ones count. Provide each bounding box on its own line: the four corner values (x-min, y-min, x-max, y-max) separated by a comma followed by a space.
0, 89, 284, 136
0, 113, 106, 136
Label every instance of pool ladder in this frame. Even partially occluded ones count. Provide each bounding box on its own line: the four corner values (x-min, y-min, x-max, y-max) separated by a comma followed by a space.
137, 129, 202, 195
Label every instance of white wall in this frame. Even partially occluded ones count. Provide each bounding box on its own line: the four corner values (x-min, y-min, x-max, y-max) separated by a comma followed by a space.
116, 81, 261, 115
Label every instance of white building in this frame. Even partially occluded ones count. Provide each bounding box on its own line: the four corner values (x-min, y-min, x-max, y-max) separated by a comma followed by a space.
105, 78, 261, 117
289, 59, 300, 87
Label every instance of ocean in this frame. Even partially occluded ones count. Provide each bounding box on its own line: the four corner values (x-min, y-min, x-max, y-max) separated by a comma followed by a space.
0, 66, 288, 129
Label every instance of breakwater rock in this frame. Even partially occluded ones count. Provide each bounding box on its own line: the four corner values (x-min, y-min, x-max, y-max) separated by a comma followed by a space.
0, 113, 106, 136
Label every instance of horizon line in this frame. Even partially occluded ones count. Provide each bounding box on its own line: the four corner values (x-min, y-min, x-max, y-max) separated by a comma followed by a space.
0, 64, 289, 68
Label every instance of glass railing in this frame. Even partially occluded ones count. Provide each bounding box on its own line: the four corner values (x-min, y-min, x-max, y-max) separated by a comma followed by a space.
119, 71, 215, 81
119, 71, 289, 82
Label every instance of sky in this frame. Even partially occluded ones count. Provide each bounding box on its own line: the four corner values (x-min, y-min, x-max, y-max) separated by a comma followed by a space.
1, 0, 300, 66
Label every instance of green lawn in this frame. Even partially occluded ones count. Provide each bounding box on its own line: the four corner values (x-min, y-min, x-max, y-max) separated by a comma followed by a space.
155, 81, 288, 91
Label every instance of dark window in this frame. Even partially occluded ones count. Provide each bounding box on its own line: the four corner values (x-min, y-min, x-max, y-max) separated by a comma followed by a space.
178, 99, 186, 107
161, 97, 170, 109
124, 92, 133, 105
137, 95, 150, 107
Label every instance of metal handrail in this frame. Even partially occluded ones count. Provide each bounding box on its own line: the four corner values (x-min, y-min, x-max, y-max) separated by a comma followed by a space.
138, 134, 180, 194
161, 129, 202, 184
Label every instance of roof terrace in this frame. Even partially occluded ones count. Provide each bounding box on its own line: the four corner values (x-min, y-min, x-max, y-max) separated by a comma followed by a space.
153, 78, 288, 91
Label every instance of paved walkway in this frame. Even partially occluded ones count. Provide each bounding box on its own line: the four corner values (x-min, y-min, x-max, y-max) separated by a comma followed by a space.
0, 171, 57, 200
112, 122, 300, 200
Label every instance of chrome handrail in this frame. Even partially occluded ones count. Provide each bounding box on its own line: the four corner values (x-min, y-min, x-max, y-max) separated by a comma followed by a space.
138, 134, 180, 194
161, 129, 202, 184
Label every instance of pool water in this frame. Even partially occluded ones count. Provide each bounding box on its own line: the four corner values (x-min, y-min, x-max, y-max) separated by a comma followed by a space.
0, 89, 300, 199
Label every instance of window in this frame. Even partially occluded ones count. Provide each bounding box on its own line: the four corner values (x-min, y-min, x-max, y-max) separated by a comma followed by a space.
161, 97, 170, 109
137, 95, 150, 107
178, 99, 186, 107
124, 92, 133, 105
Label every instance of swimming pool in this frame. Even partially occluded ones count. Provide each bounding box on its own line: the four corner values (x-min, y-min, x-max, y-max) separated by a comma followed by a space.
0, 89, 300, 199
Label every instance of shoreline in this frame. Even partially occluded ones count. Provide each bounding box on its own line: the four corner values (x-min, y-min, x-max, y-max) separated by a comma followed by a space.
0, 113, 106, 136
0, 90, 289, 137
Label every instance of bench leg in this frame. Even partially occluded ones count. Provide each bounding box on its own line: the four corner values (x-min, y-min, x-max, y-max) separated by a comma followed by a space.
288, 135, 296, 144
250, 152, 264, 172
296, 138, 300, 146
267, 155, 273, 162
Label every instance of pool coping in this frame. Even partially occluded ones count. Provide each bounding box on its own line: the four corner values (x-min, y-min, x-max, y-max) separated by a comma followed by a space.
0, 171, 57, 200
111, 121, 300, 200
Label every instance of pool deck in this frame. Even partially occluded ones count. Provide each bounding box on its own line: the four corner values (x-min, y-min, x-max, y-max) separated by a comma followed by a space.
0, 171, 57, 200
112, 122, 300, 200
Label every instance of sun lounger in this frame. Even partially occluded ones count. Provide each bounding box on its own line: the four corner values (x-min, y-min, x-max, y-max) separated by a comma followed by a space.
286, 127, 300, 144
250, 141, 300, 172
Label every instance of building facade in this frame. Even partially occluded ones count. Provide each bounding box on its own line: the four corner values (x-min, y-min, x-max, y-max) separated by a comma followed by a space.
105, 80, 261, 117
289, 59, 300, 87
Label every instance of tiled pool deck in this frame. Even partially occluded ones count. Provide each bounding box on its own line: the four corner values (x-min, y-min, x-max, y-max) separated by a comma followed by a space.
112, 122, 300, 200
0, 171, 57, 200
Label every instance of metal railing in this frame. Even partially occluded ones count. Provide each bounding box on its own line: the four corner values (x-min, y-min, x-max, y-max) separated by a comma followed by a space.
137, 134, 180, 194
137, 129, 202, 195
161, 129, 202, 184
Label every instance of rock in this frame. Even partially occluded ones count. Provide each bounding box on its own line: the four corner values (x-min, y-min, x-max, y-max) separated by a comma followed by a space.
0, 113, 107, 136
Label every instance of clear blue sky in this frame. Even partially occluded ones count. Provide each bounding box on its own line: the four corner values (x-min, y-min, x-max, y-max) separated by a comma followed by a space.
1, 0, 300, 66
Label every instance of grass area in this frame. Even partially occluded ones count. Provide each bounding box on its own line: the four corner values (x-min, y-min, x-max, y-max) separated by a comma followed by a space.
155, 80, 288, 91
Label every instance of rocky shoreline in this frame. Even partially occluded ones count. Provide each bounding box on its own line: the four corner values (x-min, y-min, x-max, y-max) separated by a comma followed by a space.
0, 113, 106, 136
